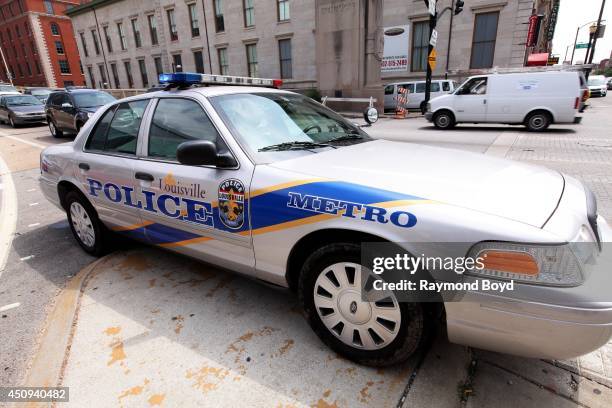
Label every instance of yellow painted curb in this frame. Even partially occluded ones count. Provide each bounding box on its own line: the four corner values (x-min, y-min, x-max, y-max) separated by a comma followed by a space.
19, 255, 115, 408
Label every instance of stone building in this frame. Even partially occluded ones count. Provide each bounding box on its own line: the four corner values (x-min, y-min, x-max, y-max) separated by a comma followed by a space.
66, 0, 559, 95
0, 0, 86, 87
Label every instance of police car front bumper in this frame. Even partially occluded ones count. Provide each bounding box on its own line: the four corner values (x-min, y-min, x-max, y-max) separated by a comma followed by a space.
446, 218, 612, 360
424, 112, 434, 122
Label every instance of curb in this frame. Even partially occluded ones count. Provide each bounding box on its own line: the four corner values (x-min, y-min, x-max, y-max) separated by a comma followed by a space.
19, 256, 112, 408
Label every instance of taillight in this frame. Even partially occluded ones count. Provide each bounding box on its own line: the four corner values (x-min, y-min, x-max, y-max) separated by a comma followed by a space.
574, 97, 580, 109
582, 89, 590, 101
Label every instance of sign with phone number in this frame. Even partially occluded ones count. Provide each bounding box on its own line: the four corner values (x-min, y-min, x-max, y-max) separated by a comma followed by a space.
382, 57, 408, 71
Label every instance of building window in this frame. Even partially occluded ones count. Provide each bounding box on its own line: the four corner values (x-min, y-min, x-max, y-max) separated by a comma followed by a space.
103, 26, 112, 53
277, 0, 290, 21
91, 29, 100, 55
411, 21, 429, 72
470, 12, 499, 69
172, 54, 182, 72
98, 64, 108, 87
278, 39, 292, 79
59, 60, 71, 74
124, 61, 134, 88
31, 40, 37, 54
79, 61, 84, 74
188, 3, 200, 37
55, 40, 64, 54
193, 50, 204, 73
24, 22, 30, 36
44, 0, 53, 14
15, 25, 20, 38
246, 44, 257, 77
243, 0, 254, 27
110, 63, 120, 88
117, 23, 126, 50
79, 33, 88, 57
130, 18, 142, 48
35, 60, 41, 75
138, 59, 148, 88
18, 65, 24, 77
87, 66, 95, 88
147, 15, 158, 46
213, 0, 224, 32
7, 30, 12, 41
25, 61, 31, 76
218, 47, 228, 75
167, 9, 178, 41
63, 80, 74, 87
154, 56, 163, 78
50, 22, 60, 36
21, 44, 27, 57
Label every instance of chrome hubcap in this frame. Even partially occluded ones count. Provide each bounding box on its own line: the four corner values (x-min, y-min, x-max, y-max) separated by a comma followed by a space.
314, 262, 401, 350
437, 115, 449, 127
49, 122, 55, 135
70, 202, 95, 247
530, 116, 545, 129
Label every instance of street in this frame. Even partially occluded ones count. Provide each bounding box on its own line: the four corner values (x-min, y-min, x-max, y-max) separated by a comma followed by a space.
1, 96, 612, 407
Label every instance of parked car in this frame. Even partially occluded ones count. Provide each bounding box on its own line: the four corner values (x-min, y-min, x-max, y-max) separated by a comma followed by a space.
45, 88, 116, 137
384, 79, 457, 112
607, 77, 612, 90
0, 94, 46, 127
0, 83, 20, 96
587, 75, 608, 97
39, 72, 611, 367
425, 71, 583, 131
23, 87, 54, 103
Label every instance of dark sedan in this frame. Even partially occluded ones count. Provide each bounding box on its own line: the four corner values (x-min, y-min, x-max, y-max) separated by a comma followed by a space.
0, 94, 46, 127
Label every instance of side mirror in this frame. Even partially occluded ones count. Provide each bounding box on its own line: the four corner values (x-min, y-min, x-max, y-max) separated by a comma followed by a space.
61, 102, 73, 109
362, 106, 379, 126
176, 140, 237, 168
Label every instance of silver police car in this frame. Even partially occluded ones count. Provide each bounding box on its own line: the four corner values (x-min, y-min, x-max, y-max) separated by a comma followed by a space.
40, 73, 612, 366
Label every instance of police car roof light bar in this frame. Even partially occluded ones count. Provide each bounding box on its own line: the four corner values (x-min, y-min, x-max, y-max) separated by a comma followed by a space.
158, 72, 283, 89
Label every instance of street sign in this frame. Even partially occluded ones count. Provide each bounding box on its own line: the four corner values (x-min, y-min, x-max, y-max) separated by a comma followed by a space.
575, 42, 589, 49
428, 48, 437, 71
547, 56, 559, 65
430, 29, 438, 47
428, 0, 436, 16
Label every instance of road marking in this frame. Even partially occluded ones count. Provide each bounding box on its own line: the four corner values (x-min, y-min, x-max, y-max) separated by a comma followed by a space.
20, 255, 34, 261
0, 302, 20, 312
28, 223, 40, 228
0, 153, 17, 279
0, 129, 47, 149
27, 188, 36, 192
484, 132, 521, 158
29, 202, 39, 206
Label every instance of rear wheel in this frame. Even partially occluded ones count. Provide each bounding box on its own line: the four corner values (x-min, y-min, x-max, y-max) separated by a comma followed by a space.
65, 191, 107, 256
525, 111, 551, 132
299, 242, 427, 366
49, 119, 63, 138
433, 110, 456, 130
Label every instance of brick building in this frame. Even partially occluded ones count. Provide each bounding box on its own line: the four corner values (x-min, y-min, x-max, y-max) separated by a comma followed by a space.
0, 0, 85, 87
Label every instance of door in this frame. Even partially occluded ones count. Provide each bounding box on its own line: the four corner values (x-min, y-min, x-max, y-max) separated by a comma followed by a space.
409, 82, 426, 109
383, 85, 395, 110
452, 77, 488, 122
133, 97, 255, 274
56, 93, 74, 130
0, 97, 7, 122
73, 100, 151, 233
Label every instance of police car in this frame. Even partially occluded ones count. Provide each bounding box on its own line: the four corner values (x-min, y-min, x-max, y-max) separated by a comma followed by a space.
40, 72, 612, 366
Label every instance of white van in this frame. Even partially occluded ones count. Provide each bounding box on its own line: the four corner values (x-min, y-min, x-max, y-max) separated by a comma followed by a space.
384, 79, 457, 112
425, 71, 583, 131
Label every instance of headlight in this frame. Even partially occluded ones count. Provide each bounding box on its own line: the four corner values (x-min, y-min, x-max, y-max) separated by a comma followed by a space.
466, 241, 590, 286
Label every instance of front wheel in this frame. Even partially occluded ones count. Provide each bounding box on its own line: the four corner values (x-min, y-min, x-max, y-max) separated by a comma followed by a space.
49, 119, 63, 138
525, 111, 551, 132
65, 191, 107, 256
433, 111, 456, 130
299, 243, 427, 366
9, 115, 17, 128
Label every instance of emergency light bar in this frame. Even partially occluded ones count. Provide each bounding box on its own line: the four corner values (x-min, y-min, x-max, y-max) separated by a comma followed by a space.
158, 72, 283, 88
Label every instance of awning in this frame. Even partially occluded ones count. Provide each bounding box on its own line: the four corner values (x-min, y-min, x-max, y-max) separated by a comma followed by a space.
526, 53, 549, 66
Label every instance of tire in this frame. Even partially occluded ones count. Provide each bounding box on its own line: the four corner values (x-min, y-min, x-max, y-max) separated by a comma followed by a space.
433, 110, 455, 130
525, 111, 551, 132
9, 115, 17, 128
49, 119, 63, 138
298, 242, 428, 366
65, 191, 107, 256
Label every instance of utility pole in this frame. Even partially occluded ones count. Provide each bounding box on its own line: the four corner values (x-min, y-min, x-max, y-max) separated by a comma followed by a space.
587, 0, 606, 65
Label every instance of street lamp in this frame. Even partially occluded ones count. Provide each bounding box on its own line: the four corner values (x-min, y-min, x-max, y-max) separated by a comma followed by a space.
570, 20, 601, 64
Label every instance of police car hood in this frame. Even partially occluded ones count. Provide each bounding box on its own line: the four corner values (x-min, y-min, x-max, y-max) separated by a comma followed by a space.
268, 139, 563, 227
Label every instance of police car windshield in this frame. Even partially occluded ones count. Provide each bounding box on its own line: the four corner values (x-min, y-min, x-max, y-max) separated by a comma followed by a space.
211, 93, 371, 155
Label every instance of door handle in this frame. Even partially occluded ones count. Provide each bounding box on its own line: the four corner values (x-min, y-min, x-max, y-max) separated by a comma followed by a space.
135, 172, 154, 182
483, 99, 487, 104
78, 162, 90, 171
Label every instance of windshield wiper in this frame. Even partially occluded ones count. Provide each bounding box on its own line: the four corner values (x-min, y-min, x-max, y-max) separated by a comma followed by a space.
327, 133, 364, 144
258, 141, 332, 152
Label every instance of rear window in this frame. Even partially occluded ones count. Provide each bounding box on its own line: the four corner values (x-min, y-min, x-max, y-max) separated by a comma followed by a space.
73, 91, 116, 108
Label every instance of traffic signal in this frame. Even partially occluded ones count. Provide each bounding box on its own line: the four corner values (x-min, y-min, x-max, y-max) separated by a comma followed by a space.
455, 0, 464, 15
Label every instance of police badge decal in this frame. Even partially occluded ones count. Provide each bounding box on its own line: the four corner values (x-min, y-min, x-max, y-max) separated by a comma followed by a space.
218, 179, 245, 229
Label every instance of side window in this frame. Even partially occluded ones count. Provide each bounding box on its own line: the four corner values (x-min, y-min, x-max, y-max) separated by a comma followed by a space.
431, 82, 440, 92
415, 83, 425, 93
85, 106, 116, 151
442, 81, 450, 92
105, 100, 149, 154
148, 98, 221, 160
457, 77, 488, 95
398, 83, 414, 94
384, 85, 394, 95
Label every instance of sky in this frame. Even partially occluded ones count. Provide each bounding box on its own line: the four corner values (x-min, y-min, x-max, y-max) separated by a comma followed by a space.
552, 0, 611, 63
